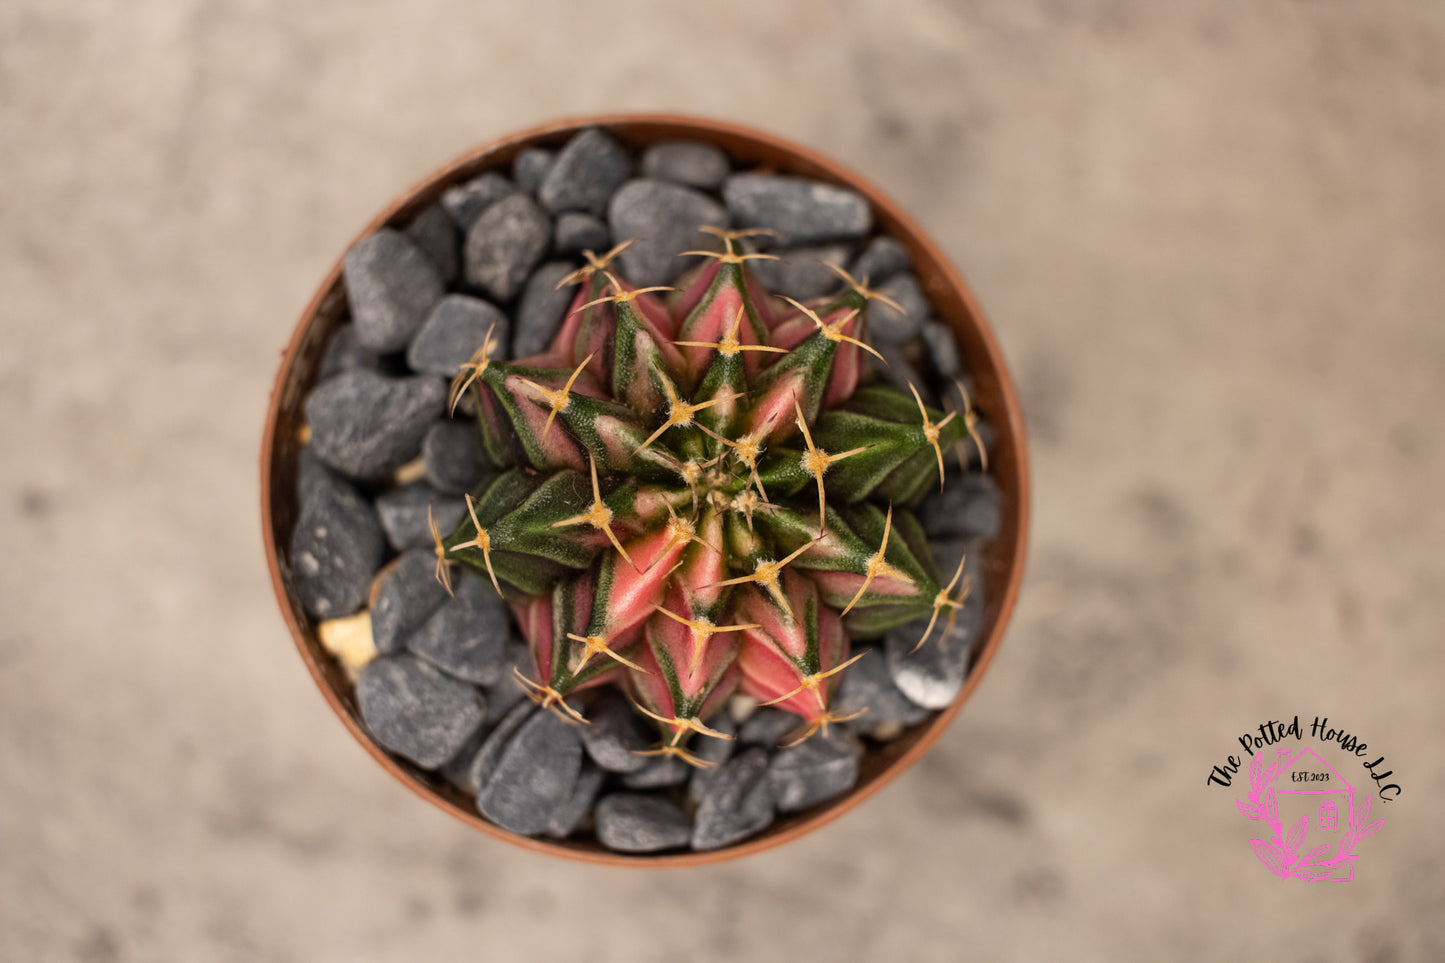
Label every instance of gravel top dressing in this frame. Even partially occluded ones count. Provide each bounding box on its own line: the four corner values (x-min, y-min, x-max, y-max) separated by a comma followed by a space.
286, 126, 1000, 855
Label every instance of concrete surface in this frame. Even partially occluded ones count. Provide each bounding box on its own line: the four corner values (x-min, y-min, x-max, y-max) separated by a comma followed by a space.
3, 1, 1444, 960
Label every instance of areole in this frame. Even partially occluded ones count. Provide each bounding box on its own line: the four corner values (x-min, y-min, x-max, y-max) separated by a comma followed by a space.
260, 113, 1031, 867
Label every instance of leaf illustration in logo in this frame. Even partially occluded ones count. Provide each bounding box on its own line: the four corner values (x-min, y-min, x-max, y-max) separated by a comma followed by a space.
1249, 752, 1264, 790
1285, 815, 1308, 860
1262, 786, 1280, 827
1250, 839, 1287, 877
1355, 795, 1372, 828
1359, 819, 1384, 843
1294, 865, 1333, 882
1236, 799, 1262, 820
1302, 843, 1332, 864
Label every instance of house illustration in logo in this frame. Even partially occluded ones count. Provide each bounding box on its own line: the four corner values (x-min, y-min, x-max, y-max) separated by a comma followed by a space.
1272, 748, 1355, 880
1236, 746, 1383, 881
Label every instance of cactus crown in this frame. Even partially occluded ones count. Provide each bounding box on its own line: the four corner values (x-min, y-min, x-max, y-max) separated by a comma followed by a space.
438, 227, 981, 763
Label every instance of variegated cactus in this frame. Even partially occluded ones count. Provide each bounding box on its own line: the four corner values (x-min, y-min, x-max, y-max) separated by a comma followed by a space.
435, 227, 983, 766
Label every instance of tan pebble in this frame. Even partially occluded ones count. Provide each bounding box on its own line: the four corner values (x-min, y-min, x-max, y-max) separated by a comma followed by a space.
318, 611, 377, 679
871, 720, 904, 741
727, 693, 758, 724
393, 456, 427, 486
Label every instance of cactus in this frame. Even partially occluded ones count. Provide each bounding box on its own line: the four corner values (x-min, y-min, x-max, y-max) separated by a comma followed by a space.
436, 227, 983, 764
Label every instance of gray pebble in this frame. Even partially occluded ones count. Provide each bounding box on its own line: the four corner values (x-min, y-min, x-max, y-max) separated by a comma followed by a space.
869, 272, 929, 344
344, 230, 445, 353
768, 729, 861, 813
834, 645, 930, 737
407, 295, 510, 376
739, 707, 800, 747
407, 571, 510, 685
512, 148, 555, 196
422, 421, 485, 495
608, 178, 729, 286
318, 324, 380, 380
289, 455, 385, 618
305, 369, 446, 478
885, 544, 984, 709
746, 244, 851, 301
357, 655, 487, 769
850, 236, 911, 285
404, 203, 460, 284
441, 172, 517, 230
873, 341, 930, 404
296, 447, 335, 506
545, 762, 605, 839
464, 192, 551, 302
512, 261, 579, 358
475, 708, 585, 835
919, 475, 1001, 542
691, 748, 776, 851
374, 482, 466, 552
553, 212, 610, 256
465, 700, 537, 793
483, 637, 533, 724
722, 173, 871, 245
539, 127, 631, 216
640, 140, 730, 190
369, 549, 450, 655
687, 715, 739, 805
580, 690, 653, 773
438, 722, 494, 791
694, 714, 738, 767
595, 793, 694, 853
622, 753, 691, 789
921, 319, 960, 380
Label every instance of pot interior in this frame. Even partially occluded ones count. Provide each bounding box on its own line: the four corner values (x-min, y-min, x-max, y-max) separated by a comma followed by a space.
261, 115, 1029, 866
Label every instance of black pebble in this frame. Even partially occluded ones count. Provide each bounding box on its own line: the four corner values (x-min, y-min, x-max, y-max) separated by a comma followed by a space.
539, 127, 631, 216
595, 793, 694, 852
463, 193, 552, 303
722, 173, 871, 245
407, 295, 510, 377
404, 203, 460, 284
356, 655, 487, 769
370, 549, 450, 655
305, 369, 445, 479
850, 236, 910, 285
374, 482, 466, 552
691, 748, 777, 851
422, 421, 485, 495
511, 261, 580, 358
344, 230, 445, 353
474, 709, 585, 836
553, 212, 610, 256
441, 172, 517, 230
407, 571, 511, 685
289, 455, 386, 619
608, 178, 729, 287
640, 140, 730, 190
513, 148, 556, 196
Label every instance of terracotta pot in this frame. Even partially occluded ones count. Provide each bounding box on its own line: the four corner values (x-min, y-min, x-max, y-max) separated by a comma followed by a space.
260, 113, 1030, 867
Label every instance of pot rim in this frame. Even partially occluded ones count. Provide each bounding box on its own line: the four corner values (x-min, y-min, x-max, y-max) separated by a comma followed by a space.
260, 112, 1031, 867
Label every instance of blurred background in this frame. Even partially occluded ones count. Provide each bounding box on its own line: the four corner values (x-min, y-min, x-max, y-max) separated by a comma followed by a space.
3, 1, 1444, 959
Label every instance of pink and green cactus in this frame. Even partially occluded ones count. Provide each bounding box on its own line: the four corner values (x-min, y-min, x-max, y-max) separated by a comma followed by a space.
434, 227, 982, 765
